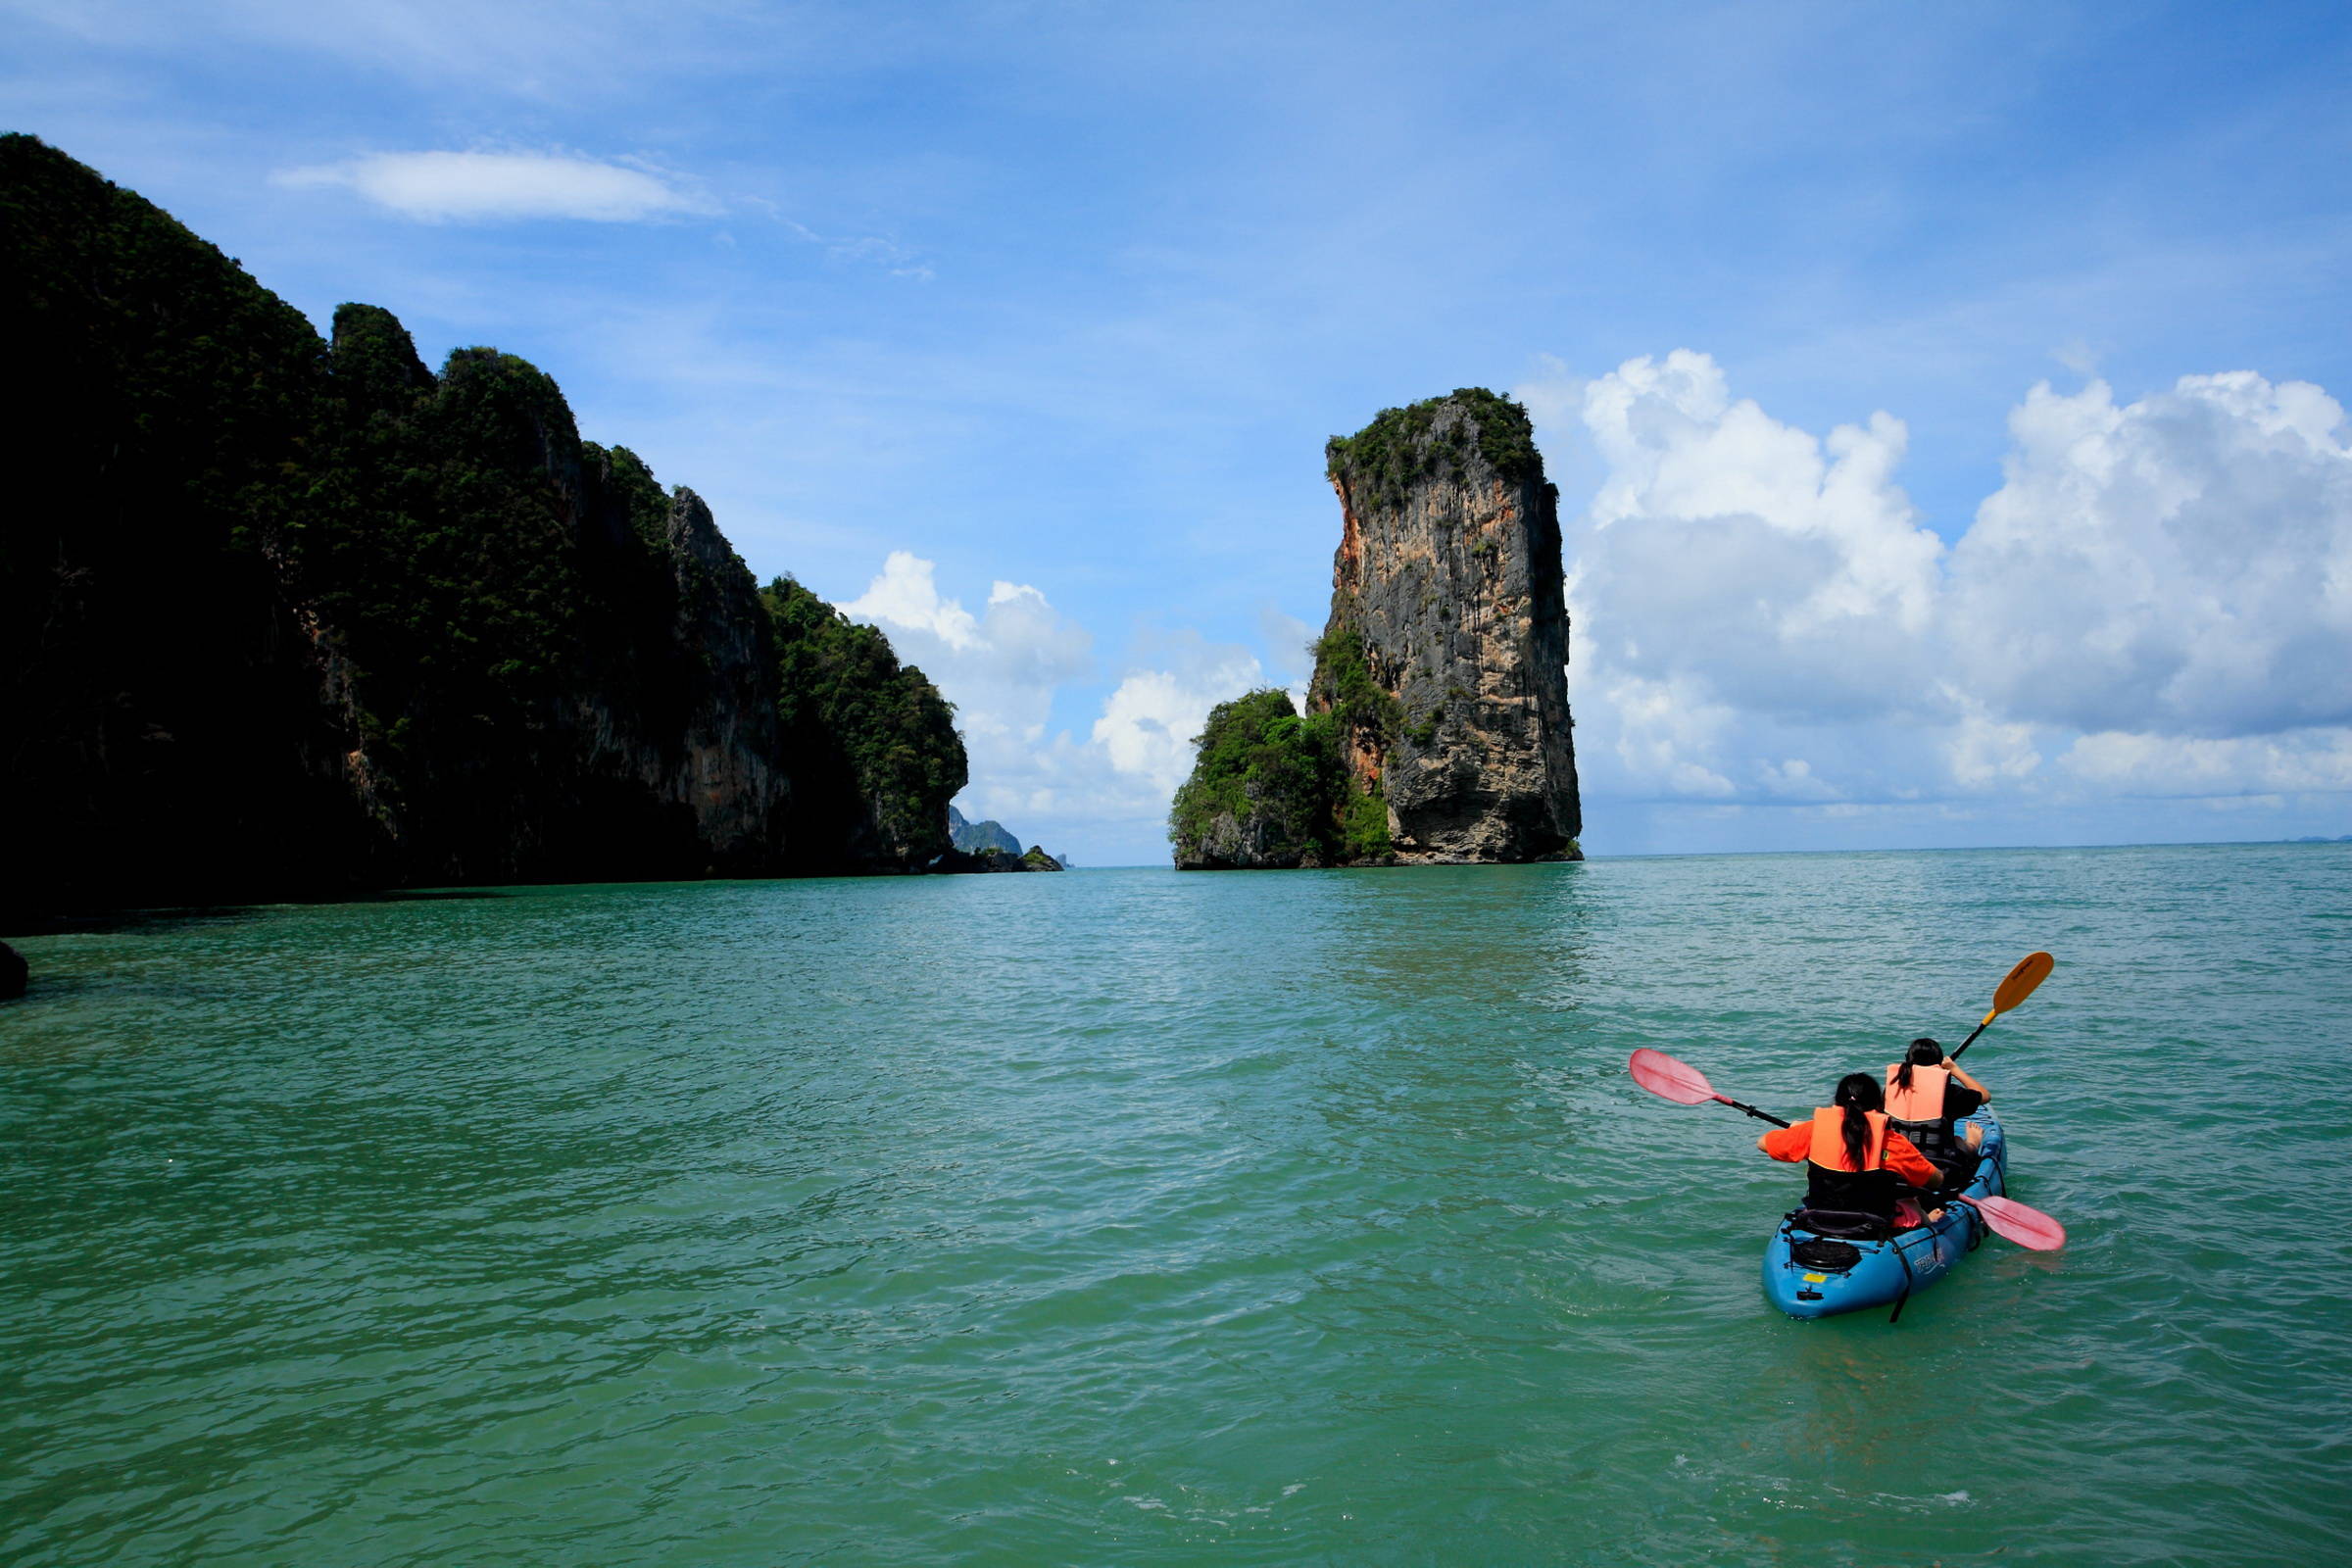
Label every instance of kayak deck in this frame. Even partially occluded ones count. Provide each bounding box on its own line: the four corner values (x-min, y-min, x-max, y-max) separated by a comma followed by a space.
1760, 1110, 2007, 1319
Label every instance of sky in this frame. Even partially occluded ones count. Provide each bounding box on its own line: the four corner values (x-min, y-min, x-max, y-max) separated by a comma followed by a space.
7, 0, 2350, 863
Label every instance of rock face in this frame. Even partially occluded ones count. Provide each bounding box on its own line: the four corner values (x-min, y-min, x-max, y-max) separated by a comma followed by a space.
762, 576, 963, 873
1317, 389, 1581, 862
298, 319, 803, 888
1168, 390, 1580, 869
0, 133, 962, 922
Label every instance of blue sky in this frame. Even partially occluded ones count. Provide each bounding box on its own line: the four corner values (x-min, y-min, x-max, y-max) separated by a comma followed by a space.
8, 0, 2350, 862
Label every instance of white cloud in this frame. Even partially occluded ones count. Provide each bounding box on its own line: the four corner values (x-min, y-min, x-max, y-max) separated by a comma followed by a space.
1949, 373, 2352, 739
2058, 729, 2352, 796
840, 551, 987, 652
274, 150, 714, 223
1092, 640, 1267, 795
836, 554, 1264, 855
1575, 349, 1946, 723
1520, 353, 2352, 821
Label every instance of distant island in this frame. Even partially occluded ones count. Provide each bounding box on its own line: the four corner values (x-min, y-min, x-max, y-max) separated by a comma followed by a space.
943, 807, 1065, 872
1, 135, 989, 923
1169, 390, 1582, 868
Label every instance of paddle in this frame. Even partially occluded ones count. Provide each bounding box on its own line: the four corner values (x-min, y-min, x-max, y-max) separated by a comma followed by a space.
1629, 1048, 1790, 1128
1950, 951, 2054, 1059
1948, 1193, 2067, 1250
1628, 1048, 2070, 1251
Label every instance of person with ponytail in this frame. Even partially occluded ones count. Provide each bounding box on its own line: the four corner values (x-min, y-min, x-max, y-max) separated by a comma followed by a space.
1883, 1037, 1991, 1185
1754, 1072, 1939, 1227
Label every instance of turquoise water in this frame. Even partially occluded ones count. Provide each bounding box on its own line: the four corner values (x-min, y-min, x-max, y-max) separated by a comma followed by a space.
4, 844, 2349, 1565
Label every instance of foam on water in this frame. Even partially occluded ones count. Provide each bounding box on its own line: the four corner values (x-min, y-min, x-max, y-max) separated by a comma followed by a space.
3, 843, 2348, 1565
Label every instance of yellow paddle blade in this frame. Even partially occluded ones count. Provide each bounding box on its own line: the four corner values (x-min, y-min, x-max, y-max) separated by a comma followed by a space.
1988, 951, 2054, 1018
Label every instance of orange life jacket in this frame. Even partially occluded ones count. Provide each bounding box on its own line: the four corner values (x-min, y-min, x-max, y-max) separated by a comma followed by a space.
1883, 1063, 1951, 1123
1806, 1106, 1888, 1172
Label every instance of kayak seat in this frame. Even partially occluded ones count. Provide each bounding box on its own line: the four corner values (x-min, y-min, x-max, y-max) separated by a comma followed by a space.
1789, 1238, 1865, 1271
1789, 1207, 1893, 1241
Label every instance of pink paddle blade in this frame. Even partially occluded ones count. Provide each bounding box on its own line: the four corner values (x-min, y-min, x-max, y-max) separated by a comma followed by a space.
1961, 1194, 2067, 1251
1629, 1049, 1718, 1106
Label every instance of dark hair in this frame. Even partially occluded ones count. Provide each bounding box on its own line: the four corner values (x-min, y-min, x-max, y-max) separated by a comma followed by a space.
1892, 1037, 1943, 1093
1833, 1072, 1883, 1170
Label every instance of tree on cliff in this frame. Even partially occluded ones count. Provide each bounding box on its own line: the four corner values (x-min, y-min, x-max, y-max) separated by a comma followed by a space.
1169, 689, 1348, 869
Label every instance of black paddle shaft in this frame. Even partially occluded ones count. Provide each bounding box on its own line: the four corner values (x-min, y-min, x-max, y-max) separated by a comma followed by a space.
1720, 1097, 1792, 1129
1950, 1019, 1990, 1059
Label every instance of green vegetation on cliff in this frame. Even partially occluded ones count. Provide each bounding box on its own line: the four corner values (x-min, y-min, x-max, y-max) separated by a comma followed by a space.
297, 309, 732, 873
1169, 690, 1343, 868
1, 132, 967, 915
1309, 621, 1402, 749
4, 129, 368, 908
1324, 387, 1545, 513
763, 577, 966, 867
1167, 686, 1396, 868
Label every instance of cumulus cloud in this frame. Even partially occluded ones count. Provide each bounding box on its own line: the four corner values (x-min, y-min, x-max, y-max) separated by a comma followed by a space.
840, 552, 1092, 753
1521, 353, 2352, 823
274, 150, 715, 223
1092, 639, 1267, 795
1949, 373, 2352, 739
836, 554, 1263, 853
1575, 350, 1946, 724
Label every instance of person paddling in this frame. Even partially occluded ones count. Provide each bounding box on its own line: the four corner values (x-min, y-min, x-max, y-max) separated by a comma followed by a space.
1755, 1073, 1939, 1230
1884, 1037, 1990, 1188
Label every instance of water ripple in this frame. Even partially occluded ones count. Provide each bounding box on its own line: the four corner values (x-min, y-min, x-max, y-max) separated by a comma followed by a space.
3, 845, 2348, 1565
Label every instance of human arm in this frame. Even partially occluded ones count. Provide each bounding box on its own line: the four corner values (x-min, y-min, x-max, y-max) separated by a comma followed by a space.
1948, 1061, 1989, 1102
1757, 1119, 1813, 1161
1884, 1129, 1939, 1188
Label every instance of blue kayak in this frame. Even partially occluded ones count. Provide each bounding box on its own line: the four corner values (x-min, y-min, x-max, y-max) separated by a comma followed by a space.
1761, 1110, 2008, 1319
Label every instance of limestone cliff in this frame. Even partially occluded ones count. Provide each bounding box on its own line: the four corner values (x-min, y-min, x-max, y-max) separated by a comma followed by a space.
1316, 389, 1581, 862
1169, 390, 1580, 868
0, 133, 960, 921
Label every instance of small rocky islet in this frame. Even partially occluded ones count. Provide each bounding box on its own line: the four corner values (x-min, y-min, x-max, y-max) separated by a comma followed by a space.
940, 807, 1065, 873
1169, 390, 1583, 868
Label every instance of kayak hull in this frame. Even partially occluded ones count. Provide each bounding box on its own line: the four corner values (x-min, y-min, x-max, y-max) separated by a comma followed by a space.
1760, 1110, 2007, 1319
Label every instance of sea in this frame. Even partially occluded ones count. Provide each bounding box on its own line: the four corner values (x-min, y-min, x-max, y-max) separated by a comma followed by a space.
3, 842, 2347, 1566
